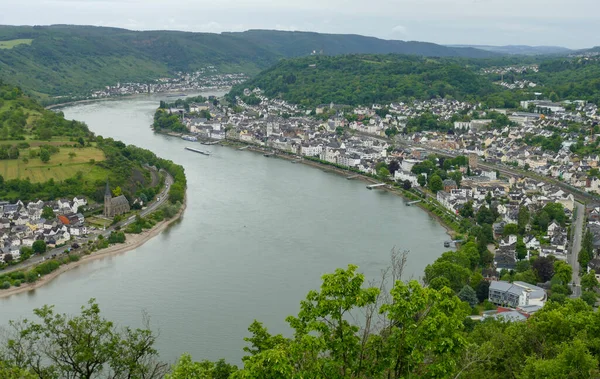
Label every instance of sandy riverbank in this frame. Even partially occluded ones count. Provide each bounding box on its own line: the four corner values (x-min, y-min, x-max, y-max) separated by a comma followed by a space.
0, 199, 187, 299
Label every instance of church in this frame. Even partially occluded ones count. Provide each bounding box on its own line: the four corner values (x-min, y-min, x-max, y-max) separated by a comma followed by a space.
104, 181, 130, 217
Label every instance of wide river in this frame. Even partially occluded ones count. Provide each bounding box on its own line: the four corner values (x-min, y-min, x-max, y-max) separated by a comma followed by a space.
1, 92, 450, 364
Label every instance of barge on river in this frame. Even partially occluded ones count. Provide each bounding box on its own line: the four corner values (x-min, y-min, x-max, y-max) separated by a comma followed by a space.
185, 147, 211, 156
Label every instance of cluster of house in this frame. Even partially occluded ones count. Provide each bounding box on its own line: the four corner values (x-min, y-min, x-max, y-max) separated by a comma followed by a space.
398, 101, 600, 195
433, 170, 574, 269
498, 80, 538, 90
583, 204, 600, 282
90, 70, 247, 99
0, 197, 88, 264
480, 65, 539, 75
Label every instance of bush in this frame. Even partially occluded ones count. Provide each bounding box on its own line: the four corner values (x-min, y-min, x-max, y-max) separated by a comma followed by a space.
13, 280, 21, 287
0, 281, 10, 289
68, 254, 80, 262
24, 270, 38, 283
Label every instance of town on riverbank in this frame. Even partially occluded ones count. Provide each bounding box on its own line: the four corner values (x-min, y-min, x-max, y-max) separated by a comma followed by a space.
152, 83, 600, 309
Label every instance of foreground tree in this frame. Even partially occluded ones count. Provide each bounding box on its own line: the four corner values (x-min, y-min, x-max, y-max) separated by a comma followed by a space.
1, 299, 167, 378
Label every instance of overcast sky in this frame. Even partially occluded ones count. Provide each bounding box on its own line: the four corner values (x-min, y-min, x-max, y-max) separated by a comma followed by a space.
2, 0, 597, 48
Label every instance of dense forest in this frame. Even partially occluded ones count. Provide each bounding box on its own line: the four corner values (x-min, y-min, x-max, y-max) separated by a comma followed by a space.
228, 55, 500, 108
0, 26, 499, 100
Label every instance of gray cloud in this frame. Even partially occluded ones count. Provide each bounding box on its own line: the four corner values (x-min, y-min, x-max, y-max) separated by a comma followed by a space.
1, 0, 598, 48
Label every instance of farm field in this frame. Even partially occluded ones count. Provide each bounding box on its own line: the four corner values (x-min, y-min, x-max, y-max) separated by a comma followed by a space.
0, 146, 107, 183
0, 39, 33, 49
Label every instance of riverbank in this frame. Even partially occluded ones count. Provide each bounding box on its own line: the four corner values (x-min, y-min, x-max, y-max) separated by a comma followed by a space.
226, 141, 459, 239
45, 87, 231, 110
0, 198, 187, 299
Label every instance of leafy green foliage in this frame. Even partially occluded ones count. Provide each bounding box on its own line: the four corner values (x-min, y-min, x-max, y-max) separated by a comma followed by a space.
229, 55, 499, 107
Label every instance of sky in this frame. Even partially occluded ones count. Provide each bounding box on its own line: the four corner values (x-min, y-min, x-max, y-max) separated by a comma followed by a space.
1, 0, 598, 49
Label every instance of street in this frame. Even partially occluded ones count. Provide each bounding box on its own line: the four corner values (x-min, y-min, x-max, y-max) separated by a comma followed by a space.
1, 170, 174, 275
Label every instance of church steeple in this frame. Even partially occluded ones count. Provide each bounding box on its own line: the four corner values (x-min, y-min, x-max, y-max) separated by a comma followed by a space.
105, 179, 112, 198
104, 178, 112, 217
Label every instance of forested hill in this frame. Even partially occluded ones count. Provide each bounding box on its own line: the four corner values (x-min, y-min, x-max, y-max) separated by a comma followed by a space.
0, 81, 185, 205
225, 30, 499, 58
228, 54, 499, 107
0, 25, 497, 99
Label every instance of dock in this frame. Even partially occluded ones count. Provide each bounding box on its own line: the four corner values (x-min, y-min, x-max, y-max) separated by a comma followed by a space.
366, 183, 386, 190
346, 175, 359, 180
238, 146, 249, 150
407, 200, 421, 206
185, 147, 211, 156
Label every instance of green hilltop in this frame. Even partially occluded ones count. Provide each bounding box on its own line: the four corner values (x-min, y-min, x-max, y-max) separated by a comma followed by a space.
0, 80, 184, 204
0, 25, 500, 99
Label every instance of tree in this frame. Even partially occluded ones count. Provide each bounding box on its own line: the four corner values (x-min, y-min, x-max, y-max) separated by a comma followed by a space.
428, 174, 443, 193
388, 160, 400, 175
402, 179, 412, 190
459, 201, 474, 218
39, 149, 50, 163
581, 270, 599, 292
553, 261, 573, 285
458, 285, 478, 307
112, 186, 122, 197
532, 256, 555, 282
503, 223, 519, 236
424, 260, 471, 292
41, 206, 54, 220
485, 191, 492, 205
2, 299, 167, 378
32, 240, 47, 254
68, 151, 76, 160
516, 237, 528, 260
377, 167, 390, 180
517, 206, 530, 234
475, 280, 490, 303
285, 264, 379, 377
417, 174, 427, 187
167, 354, 237, 379
578, 229, 594, 269
581, 291, 598, 307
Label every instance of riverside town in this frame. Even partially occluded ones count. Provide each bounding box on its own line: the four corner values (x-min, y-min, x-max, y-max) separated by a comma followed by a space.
1, 14, 600, 379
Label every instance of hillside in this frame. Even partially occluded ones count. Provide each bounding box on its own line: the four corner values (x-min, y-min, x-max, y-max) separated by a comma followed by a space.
0, 80, 184, 204
0, 25, 498, 99
228, 54, 499, 107
225, 29, 499, 58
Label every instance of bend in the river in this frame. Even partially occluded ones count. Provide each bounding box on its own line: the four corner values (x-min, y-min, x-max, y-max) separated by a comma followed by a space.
1, 92, 450, 364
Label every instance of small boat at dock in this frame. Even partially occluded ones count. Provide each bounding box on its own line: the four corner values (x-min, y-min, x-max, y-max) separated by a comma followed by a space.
185, 147, 210, 156
444, 241, 451, 248
181, 135, 198, 142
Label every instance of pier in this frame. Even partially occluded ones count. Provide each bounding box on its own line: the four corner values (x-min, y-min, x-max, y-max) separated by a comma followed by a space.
366, 183, 386, 190
238, 146, 249, 150
407, 200, 421, 205
346, 175, 359, 180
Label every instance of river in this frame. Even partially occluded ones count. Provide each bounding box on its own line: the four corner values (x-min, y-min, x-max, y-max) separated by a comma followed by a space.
0, 92, 450, 365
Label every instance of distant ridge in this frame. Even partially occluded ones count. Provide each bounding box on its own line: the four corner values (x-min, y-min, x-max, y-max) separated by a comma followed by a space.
224, 30, 499, 59
447, 44, 573, 56
0, 25, 498, 98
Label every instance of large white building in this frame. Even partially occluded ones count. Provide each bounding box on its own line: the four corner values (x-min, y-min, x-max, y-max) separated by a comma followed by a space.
488, 281, 547, 308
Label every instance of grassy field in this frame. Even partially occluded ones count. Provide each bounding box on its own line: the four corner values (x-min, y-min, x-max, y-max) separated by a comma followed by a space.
0, 146, 107, 183
0, 39, 33, 49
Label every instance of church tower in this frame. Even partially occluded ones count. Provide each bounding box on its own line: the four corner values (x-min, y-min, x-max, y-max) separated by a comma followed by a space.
104, 179, 112, 217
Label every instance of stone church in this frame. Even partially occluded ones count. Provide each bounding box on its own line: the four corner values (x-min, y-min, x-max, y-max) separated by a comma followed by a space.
104, 181, 130, 217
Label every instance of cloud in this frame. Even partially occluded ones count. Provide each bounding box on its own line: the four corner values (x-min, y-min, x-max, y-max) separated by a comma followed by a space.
391, 25, 408, 35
